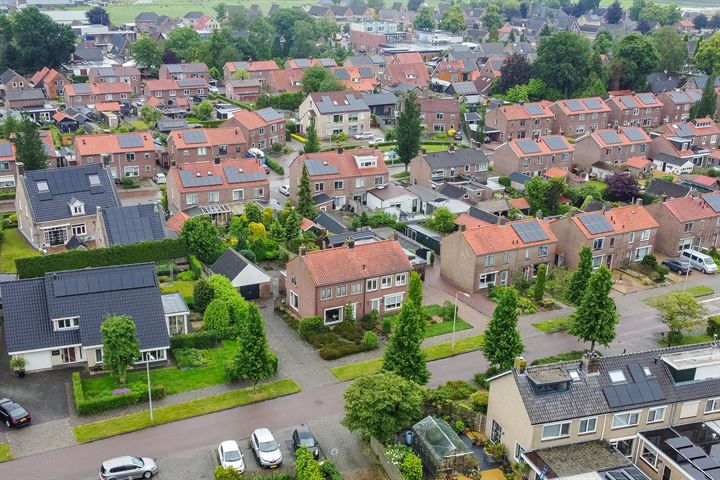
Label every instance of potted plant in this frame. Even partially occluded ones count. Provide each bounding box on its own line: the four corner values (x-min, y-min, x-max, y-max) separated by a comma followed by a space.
10, 357, 27, 377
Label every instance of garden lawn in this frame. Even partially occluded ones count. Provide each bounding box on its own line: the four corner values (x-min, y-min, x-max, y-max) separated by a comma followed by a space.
661, 333, 713, 347
531, 350, 586, 366
128, 120, 149, 130
160, 280, 196, 297
81, 341, 237, 399
645, 285, 716, 307
330, 335, 485, 382
73, 379, 300, 443
0, 229, 41, 273
532, 315, 574, 333
0, 443, 12, 463
384, 304, 473, 338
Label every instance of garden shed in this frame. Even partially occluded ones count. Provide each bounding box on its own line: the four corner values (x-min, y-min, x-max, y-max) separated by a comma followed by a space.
411, 416, 478, 477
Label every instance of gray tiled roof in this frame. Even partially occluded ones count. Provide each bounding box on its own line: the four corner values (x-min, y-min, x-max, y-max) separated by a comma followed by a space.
422, 148, 489, 169
210, 248, 250, 280
653, 152, 691, 167
102, 204, 166, 246
3, 263, 170, 353
312, 92, 369, 114
315, 211, 346, 234
22, 165, 120, 223
512, 344, 720, 425
6, 89, 45, 102
362, 93, 397, 107
645, 179, 691, 198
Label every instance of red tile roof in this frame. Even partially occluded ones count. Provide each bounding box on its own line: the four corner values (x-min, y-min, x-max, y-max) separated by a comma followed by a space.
300, 240, 412, 286
454, 212, 491, 229
544, 166, 572, 178
166, 211, 190, 233
75, 132, 155, 156
296, 149, 388, 180
626, 156, 652, 169
662, 194, 720, 222
300, 218, 319, 231
417, 97, 460, 114
572, 205, 658, 238
496, 101, 554, 121
508, 197, 530, 210
385, 52, 424, 65
229, 109, 283, 131
30, 67, 50, 85
94, 102, 121, 112
382, 63, 430, 88
462, 219, 557, 256
689, 175, 720, 187
65, 82, 131, 96
590, 127, 651, 148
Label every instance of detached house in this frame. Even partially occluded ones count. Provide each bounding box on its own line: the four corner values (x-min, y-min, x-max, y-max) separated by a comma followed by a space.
380, 62, 430, 90
573, 127, 651, 172
657, 90, 701, 124
440, 218, 558, 291
645, 192, 720, 256
550, 97, 611, 136
285, 240, 412, 323
485, 101, 555, 142
298, 91, 371, 140
74, 132, 157, 179
492, 136, 574, 177
159, 63, 210, 82
64, 82, 131, 108
3, 263, 189, 372
222, 107, 285, 150
410, 148, 489, 187
16, 165, 120, 249
143, 78, 208, 103
166, 127, 247, 166
606, 92, 663, 128
0, 68, 30, 100
549, 205, 659, 270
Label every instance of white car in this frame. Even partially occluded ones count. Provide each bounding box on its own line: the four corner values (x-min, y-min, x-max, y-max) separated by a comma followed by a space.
368, 136, 385, 146
153, 173, 166, 184
279, 185, 290, 196
250, 428, 282, 468
209, 86, 219, 94
218, 440, 245, 473
354, 131, 375, 140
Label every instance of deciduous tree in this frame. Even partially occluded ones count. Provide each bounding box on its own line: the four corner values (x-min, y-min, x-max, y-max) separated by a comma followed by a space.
567, 246, 593, 304
192, 279, 215, 313
500, 53, 532, 92
301, 65, 345, 94
655, 292, 708, 346
203, 299, 231, 338
407, 0, 423, 11
525, 176, 565, 216
140, 104, 162, 128
86, 6, 111, 25
605, 0, 623, 24
694, 32, 720, 75
303, 117, 321, 154
482, 5, 505, 30
413, 6, 437, 31
295, 446, 323, 480
100, 315, 140, 384
396, 91, 423, 173
442, 5, 466, 33
474, 103, 486, 147
425, 207, 456, 233
297, 164, 317, 220
605, 172, 640, 202
179, 217, 225, 265
613, 33, 659, 90
690, 75, 717, 120
6, 8, 75, 74
225, 303, 277, 385
694, 13, 708, 29
164, 27, 202, 60
482, 287, 524, 370
14, 117, 48, 171
651, 26, 687, 75
534, 31, 592, 97
593, 30, 613, 55
568, 266, 617, 352
191, 100, 214, 121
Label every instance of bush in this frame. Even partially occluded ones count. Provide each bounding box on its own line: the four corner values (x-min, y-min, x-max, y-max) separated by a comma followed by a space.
360, 309, 379, 330
121, 177, 140, 189
319, 341, 367, 360
382, 316, 393, 334
203, 299, 232, 339
485, 442, 507, 460
453, 419, 466, 433
641, 254, 658, 268
189, 255, 203, 279
362, 331, 378, 349
469, 390, 489, 414
72, 371, 167, 415
174, 348, 208, 368
193, 279, 214, 313
438, 380, 477, 400
441, 300, 455, 322
158, 275, 171, 283
399, 451, 423, 480
708, 315, 720, 337
214, 466, 244, 480
271, 142, 283, 153
169, 331, 220, 350
238, 249, 257, 263
265, 157, 285, 175
320, 461, 342, 480
177, 271, 195, 281
298, 316, 325, 339
498, 176, 511, 188
334, 323, 363, 342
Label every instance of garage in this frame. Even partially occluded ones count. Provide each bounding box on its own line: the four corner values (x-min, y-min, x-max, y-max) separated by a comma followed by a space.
209, 249, 272, 299
239, 283, 260, 300
19, 350, 53, 372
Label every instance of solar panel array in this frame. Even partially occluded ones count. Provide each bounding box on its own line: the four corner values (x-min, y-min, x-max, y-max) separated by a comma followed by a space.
104, 206, 156, 245
320, 58, 336, 67
223, 167, 265, 184
524, 103, 546, 115
544, 137, 567, 151
72, 83, 92, 94
583, 98, 603, 110
453, 82, 477, 95
117, 134, 145, 149
177, 79, 206, 87
511, 220, 549, 243
665, 435, 720, 480
335, 68, 350, 80
295, 59, 311, 67
602, 377, 665, 408
178, 170, 223, 187
624, 128, 646, 142
598, 130, 622, 145
182, 130, 208, 145
359, 67, 374, 78
516, 139, 542, 154
605, 466, 651, 480
704, 193, 720, 212
256, 108, 281, 122
675, 124, 694, 137
579, 213, 614, 234
52, 267, 155, 297
0, 143, 12, 157
637, 93, 656, 105
621, 96, 638, 108
305, 159, 339, 176
565, 99, 584, 111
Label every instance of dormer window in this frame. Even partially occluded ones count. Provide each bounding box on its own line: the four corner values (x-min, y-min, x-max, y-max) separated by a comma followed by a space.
37, 181, 49, 192
69, 198, 85, 216
609, 369, 627, 384
54, 317, 79, 331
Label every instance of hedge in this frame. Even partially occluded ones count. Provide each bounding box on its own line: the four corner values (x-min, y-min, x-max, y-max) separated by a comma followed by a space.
72, 371, 167, 415
189, 254, 203, 280
298, 316, 324, 339
265, 157, 284, 175
16, 239, 188, 279
0, 188, 15, 200
169, 331, 221, 350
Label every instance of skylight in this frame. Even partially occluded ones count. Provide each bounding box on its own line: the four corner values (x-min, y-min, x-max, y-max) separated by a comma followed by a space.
37, 181, 49, 192
609, 370, 627, 384
88, 174, 101, 187
569, 370, 580, 382
643, 367, 653, 377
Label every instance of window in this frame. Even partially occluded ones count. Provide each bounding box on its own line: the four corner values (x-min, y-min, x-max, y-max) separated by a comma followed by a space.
485, 254, 495, 267
384, 293, 403, 310
141, 349, 166, 362
612, 411, 640, 429
641, 443, 659, 469
366, 278, 378, 291
71, 224, 86, 236
593, 238, 604, 251
592, 255, 603, 268
541, 422, 570, 440
145, 165, 151, 172
169, 90, 176, 97
647, 406, 666, 424
436, 113, 444, 120
206, 191, 219, 203
289, 291, 299, 310
124, 166, 139, 177
71, 203, 85, 215
197, 147, 207, 156
628, 232, 635, 243
54, 317, 79, 331
433, 124, 445, 133
641, 229, 651, 241
351, 282, 362, 294
291, 275, 297, 286
333, 114, 343, 123
503, 252, 510, 264
514, 443, 525, 462
375, 176, 384, 187
381, 275, 393, 289
479, 272, 497, 289
336, 285, 347, 297
320, 287, 332, 300
578, 417, 597, 435
356, 178, 365, 188
232, 189, 244, 201
538, 245, 548, 257
315, 182, 324, 192
706, 398, 720, 414
370, 298, 381, 311
253, 188, 264, 199
95, 348, 103, 364
395, 273, 407, 286
334, 180, 344, 190
684, 222, 694, 233
185, 193, 198, 205
490, 420, 503, 444
609, 237, 615, 248
635, 246, 651, 261
681, 401, 700, 418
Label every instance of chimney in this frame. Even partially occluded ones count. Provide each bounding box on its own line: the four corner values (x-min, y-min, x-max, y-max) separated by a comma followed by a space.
299, 246, 307, 256
96, 206, 101, 213
459, 223, 466, 232
498, 217, 506, 225
636, 198, 643, 206
336, 146, 344, 154
391, 231, 398, 240
581, 351, 601, 375
535, 210, 543, 220
345, 236, 355, 249
16, 162, 24, 176
514, 356, 527, 375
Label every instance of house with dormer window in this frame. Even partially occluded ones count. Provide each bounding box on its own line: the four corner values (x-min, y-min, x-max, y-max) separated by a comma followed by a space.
15, 165, 120, 250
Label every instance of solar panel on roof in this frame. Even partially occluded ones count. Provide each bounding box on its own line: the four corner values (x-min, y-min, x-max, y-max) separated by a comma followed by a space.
177, 79, 205, 87
359, 67, 373, 78
182, 130, 208, 144
72, 83, 92, 94
624, 128, 646, 142
680, 446, 707, 461
566, 99, 584, 111
256, 108, 281, 122
516, 139, 542, 154
52, 267, 155, 298
637, 93, 656, 105
583, 98, 603, 110
296, 59, 310, 67
621, 96, 638, 108
636, 382, 654, 402
335, 68, 350, 80
704, 193, 720, 212
320, 58, 335, 67
615, 385, 632, 405
178, 170, 223, 187
305, 159, 339, 176
579, 213, 614, 234
511, 220, 549, 243
0, 143, 12, 157
695, 457, 720, 471
524, 103, 545, 115
543, 137, 567, 151
223, 166, 265, 184
626, 383, 643, 403
598, 130, 622, 145
118, 134, 144, 149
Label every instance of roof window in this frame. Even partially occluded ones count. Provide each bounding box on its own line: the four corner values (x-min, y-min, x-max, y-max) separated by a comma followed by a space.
609, 370, 627, 384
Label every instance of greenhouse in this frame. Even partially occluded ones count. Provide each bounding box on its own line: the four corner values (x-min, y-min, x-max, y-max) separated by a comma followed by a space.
411, 416, 478, 477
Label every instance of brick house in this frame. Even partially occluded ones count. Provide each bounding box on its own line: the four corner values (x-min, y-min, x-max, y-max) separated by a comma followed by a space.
285, 240, 412, 323
474, 58, 503, 95
380, 62, 430, 90
143, 78, 208, 103
284, 58, 338, 70
605, 92, 663, 128
645, 192, 720, 255
410, 147, 489, 187
135, 12, 174, 32
649, 135, 711, 173
332, 66, 378, 93
166, 127, 247, 167
349, 21, 411, 53
266, 68, 305, 94
74, 132, 157, 179
550, 97, 611, 137
224, 79, 262, 101
222, 60, 281, 85
549, 205, 659, 270
6, 89, 47, 110
88, 66, 142, 96
222, 107, 285, 150
288, 148, 388, 208
417, 97, 461, 134
491, 136, 574, 177
158, 63, 210, 82
654, 118, 720, 151
572, 127, 651, 172
657, 90, 701, 124
440, 218, 559, 291
298, 91, 371, 140
0, 68, 31, 100
165, 158, 269, 215
64, 83, 132, 108
432, 59, 478, 84
485, 101, 555, 142
30, 67, 68, 99
0, 140, 17, 188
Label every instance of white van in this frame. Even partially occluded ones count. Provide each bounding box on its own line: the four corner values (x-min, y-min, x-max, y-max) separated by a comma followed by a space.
680, 249, 718, 274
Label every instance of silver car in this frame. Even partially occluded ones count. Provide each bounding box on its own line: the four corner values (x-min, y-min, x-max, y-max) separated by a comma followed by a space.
218, 440, 245, 472
250, 428, 283, 468
99, 456, 157, 480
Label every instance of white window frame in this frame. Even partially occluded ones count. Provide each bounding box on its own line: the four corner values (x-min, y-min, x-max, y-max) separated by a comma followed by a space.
320, 287, 332, 300
641, 229, 651, 241
647, 406, 666, 424
54, 316, 80, 331
232, 189, 244, 201
185, 193, 198, 205
351, 282, 362, 294
370, 298, 381, 312
140, 349, 166, 363
705, 398, 720, 414
289, 290, 299, 311
578, 417, 597, 435
384, 292, 403, 310
71, 224, 86, 236
207, 191, 219, 203
640, 442, 659, 470
380, 275, 393, 289
395, 273, 407, 286
366, 278, 378, 291
485, 254, 495, 267
541, 421, 571, 440
336, 284, 347, 297
514, 442, 525, 462
611, 411, 640, 429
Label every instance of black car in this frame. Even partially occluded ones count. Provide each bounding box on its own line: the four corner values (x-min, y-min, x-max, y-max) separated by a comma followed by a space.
662, 258, 691, 275
0, 398, 31, 428
292, 426, 319, 459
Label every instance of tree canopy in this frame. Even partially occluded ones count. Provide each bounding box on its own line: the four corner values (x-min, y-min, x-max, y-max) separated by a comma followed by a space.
612, 34, 659, 90
441, 5, 466, 33
396, 91, 423, 173
179, 217, 225, 265
100, 315, 140, 384
655, 292, 708, 346
301, 65, 345, 94
526, 176, 566, 216
534, 31, 592, 97
567, 246, 593, 305
651, 27, 687, 75
14, 117, 48, 171
225, 303, 277, 385
568, 266, 617, 352
500, 53, 532, 92
482, 287, 524, 370
605, 0, 623, 24
86, 6, 111, 26
605, 172, 640, 203
297, 164, 317, 220
694, 32, 720, 75
413, 6, 437, 31
690, 75, 718, 120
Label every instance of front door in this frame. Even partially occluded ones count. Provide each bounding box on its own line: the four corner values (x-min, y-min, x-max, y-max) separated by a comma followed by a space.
61, 347, 76, 363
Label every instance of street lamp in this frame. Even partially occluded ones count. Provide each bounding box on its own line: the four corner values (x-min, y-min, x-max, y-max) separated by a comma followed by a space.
146, 353, 155, 422
452, 291, 471, 352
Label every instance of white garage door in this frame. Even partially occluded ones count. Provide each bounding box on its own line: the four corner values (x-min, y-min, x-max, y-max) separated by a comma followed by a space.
21, 351, 53, 371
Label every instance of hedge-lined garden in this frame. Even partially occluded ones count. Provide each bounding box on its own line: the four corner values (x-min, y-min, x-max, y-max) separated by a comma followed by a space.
72, 371, 167, 415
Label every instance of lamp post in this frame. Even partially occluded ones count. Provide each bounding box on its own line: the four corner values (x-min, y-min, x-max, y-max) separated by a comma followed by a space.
146, 353, 155, 422
452, 291, 471, 352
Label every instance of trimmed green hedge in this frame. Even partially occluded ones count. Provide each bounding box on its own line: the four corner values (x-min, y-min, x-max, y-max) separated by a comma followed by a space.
16, 239, 188, 278
72, 371, 167, 415
189, 255, 203, 280
169, 331, 221, 350
265, 157, 284, 175
0, 188, 15, 200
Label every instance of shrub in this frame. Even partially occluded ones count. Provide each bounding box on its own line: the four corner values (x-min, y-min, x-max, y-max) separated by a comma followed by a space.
469, 390, 489, 414
193, 279, 214, 313
73, 375, 167, 416
271, 142, 283, 153
189, 255, 203, 279
169, 331, 220, 350
382, 316, 393, 334
641, 254, 658, 268
298, 316, 325, 339
441, 300, 455, 322
517, 295, 537, 315
338, 132, 347, 141
214, 466, 244, 480
362, 331, 379, 349
498, 176, 511, 188
485, 442, 507, 460
177, 271, 195, 281
453, 419, 466, 433
121, 177, 140, 189
265, 157, 285, 175
360, 309, 379, 330
238, 249, 257, 263
158, 275, 171, 283
438, 380, 477, 400
334, 323, 363, 343
319, 341, 366, 360
320, 461, 342, 480
708, 315, 720, 337
203, 299, 232, 339
399, 451, 423, 480
174, 348, 208, 368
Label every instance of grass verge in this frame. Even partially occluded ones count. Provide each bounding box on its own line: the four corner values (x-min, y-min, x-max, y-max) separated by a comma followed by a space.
660, 333, 713, 347
531, 350, 587, 366
0, 229, 41, 273
532, 315, 574, 334
74, 379, 300, 443
645, 285, 715, 307
384, 304, 473, 338
0, 443, 12, 463
330, 335, 485, 382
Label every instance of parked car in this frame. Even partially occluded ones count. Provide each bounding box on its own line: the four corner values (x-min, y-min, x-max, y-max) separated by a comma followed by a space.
99, 456, 157, 480
152, 173, 166, 184
250, 428, 282, 468
680, 249, 718, 274
661, 258, 691, 275
0, 398, 31, 428
368, 136, 385, 146
218, 440, 245, 472
209, 85, 219, 94
279, 184, 290, 196
354, 131, 374, 140
292, 425, 319, 459
454, 132, 463, 140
